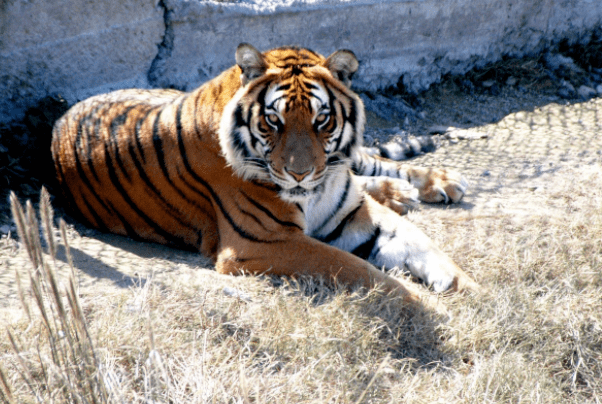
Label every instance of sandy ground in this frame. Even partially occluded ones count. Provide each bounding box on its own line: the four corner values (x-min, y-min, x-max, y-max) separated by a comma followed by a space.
1, 80, 601, 321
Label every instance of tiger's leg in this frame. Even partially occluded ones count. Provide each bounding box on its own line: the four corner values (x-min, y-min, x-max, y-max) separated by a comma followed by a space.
355, 176, 419, 215
214, 233, 430, 306
320, 194, 479, 293
371, 198, 478, 292
352, 151, 468, 204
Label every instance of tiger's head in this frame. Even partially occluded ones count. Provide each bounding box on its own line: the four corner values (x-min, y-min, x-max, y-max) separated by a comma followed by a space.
219, 43, 365, 202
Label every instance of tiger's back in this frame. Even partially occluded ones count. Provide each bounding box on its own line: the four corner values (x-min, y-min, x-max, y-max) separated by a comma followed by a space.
52, 75, 240, 257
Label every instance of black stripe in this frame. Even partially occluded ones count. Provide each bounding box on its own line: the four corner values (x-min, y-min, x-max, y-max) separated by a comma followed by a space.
246, 102, 255, 126
232, 106, 252, 158
60, 137, 117, 232
78, 188, 110, 232
313, 173, 351, 235
326, 154, 344, 166
295, 203, 304, 213
75, 119, 102, 183
83, 105, 107, 183
179, 175, 212, 204
87, 117, 103, 182
176, 118, 278, 243
325, 86, 337, 122
135, 108, 154, 164
251, 179, 281, 192
249, 131, 262, 152
257, 85, 270, 108
368, 158, 376, 176
317, 200, 363, 243
241, 191, 303, 231
109, 109, 131, 138
370, 230, 396, 260
279, 54, 305, 63
351, 227, 381, 260
104, 143, 186, 246
233, 130, 251, 158
174, 99, 213, 207
87, 158, 101, 183
308, 92, 323, 103
234, 104, 248, 126
343, 94, 357, 128
339, 129, 357, 158
174, 96, 186, 148
167, 100, 215, 213
193, 91, 203, 139
234, 201, 269, 231
350, 154, 364, 174
352, 155, 361, 173
126, 141, 194, 228
79, 103, 105, 156
74, 112, 90, 157
110, 107, 137, 182
339, 95, 359, 157
73, 148, 113, 215
196, 231, 203, 250
104, 200, 137, 239
152, 109, 171, 181
120, 101, 209, 230
274, 45, 320, 58
334, 120, 345, 152
325, 86, 345, 152
92, 115, 103, 142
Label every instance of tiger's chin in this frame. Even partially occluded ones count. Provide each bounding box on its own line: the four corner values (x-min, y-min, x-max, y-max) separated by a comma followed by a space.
279, 184, 325, 203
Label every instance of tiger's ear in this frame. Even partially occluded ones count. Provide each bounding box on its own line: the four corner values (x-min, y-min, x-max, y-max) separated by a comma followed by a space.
324, 49, 359, 87
236, 43, 267, 86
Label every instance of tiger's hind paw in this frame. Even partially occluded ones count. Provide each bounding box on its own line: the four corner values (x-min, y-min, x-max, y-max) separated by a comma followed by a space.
416, 168, 468, 204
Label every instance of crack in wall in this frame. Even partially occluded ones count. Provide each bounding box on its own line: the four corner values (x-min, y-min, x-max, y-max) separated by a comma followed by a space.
148, 0, 177, 89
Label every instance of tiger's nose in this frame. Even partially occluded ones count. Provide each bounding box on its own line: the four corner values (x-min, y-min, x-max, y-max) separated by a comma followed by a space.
285, 167, 312, 182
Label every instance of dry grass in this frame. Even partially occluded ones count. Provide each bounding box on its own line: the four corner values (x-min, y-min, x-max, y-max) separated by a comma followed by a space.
1, 169, 601, 403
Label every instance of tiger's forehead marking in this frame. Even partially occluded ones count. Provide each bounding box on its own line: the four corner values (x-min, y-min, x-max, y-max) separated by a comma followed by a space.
264, 46, 323, 68
264, 80, 330, 116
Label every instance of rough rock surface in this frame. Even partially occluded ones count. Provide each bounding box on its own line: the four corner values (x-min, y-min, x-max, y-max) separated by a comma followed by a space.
2, 0, 601, 123
0, 0, 165, 123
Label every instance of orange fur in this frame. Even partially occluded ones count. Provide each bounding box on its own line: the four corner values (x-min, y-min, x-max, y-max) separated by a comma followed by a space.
52, 44, 478, 302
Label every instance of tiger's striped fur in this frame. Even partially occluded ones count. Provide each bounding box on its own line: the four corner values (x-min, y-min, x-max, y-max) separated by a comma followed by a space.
52, 44, 478, 303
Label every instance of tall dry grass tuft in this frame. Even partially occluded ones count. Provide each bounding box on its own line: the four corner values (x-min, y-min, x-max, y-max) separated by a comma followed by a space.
2, 188, 111, 403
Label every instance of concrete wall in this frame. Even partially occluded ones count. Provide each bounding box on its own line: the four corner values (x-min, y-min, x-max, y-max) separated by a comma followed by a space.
0, 0, 165, 124
1, 0, 601, 124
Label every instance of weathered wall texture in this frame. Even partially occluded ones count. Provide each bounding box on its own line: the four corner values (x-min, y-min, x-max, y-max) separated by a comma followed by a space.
1, 0, 601, 123
0, 0, 165, 124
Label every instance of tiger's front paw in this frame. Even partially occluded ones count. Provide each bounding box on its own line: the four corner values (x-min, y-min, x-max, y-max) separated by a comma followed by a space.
404, 249, 480, 294
414, 168, 468, 204
361, 177, 419, 215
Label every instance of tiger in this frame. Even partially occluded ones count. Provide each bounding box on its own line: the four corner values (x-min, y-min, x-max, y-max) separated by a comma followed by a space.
51, 43, 479, 305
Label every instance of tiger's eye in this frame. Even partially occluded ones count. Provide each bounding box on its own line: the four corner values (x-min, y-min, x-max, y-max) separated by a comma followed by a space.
315, 113, 329, 125
266, 114, 280, 125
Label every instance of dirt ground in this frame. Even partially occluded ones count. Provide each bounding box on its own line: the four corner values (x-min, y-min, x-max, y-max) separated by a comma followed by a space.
1, 54, 601, 321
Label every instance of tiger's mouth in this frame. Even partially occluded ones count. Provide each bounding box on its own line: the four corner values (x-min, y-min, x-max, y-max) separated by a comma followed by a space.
280, 184, 325, 199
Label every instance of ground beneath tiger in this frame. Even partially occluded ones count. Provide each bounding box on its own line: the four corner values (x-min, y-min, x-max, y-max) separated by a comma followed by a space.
1, 51, 601, 320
